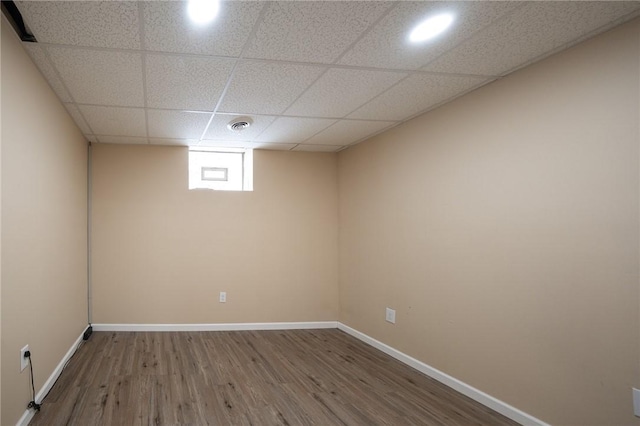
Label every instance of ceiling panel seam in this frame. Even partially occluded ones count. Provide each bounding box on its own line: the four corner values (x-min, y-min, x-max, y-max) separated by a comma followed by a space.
418, 2, 528, 72
198, 0, 272, 143
137, 1, 150, 143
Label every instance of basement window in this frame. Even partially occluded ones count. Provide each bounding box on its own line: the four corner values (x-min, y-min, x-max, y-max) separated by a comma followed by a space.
188, 148, 253, 191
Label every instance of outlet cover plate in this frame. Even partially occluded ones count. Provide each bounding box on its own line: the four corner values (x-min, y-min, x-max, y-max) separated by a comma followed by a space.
20, 345, 29, 372
219, 291, 226, 303
385, 308, 396, 324
633, 388, 640, 417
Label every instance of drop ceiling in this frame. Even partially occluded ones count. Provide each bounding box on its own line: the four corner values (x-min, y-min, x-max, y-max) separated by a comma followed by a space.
11, 1, 640, 152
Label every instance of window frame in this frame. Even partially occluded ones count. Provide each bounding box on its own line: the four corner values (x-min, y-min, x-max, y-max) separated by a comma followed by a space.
188, 147, 253, 192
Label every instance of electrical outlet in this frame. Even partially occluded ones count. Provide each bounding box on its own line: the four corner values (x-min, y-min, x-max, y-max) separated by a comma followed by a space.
385, 308, 396, 324
633, 388, 640, 417
20, 345, 30, 372
219, 291, 226, 303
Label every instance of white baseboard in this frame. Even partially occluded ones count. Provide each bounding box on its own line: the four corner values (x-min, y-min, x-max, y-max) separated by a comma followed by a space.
16, 327, 86, 426
92, 321, 338, 332
337, 322, 549, 426
17, 322, 545, 426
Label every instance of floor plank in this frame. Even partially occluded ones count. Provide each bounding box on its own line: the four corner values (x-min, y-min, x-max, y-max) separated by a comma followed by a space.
30, 329, 519, 425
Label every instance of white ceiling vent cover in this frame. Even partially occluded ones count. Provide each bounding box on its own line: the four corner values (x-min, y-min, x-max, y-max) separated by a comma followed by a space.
227, 117, 253, 133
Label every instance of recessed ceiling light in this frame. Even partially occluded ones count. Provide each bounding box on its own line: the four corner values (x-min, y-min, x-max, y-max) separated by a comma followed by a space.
409, 13, 454, 43
187, 0, 220, 25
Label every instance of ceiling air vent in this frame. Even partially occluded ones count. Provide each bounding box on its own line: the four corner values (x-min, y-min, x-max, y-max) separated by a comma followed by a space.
227, 117, 252, 133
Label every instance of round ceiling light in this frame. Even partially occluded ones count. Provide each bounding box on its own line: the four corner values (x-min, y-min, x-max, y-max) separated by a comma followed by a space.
409, 13, 454, 43
227, 117, 253, 132
187, 0, 220, 25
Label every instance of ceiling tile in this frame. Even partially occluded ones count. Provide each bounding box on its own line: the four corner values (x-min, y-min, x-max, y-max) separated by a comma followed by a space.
15, 0, 640, 153
204, 114, 276, 141
79, 105, 147, 137
338, 1, 519, 71
349, 73, 489, 121
423, 2, 640, 76
199, 140, 296, 151
64, 104, 92, 134
16, 1, 140, 49
285, 68, 406, 118
149, 138, 196, 146
142, 1, 263, 56
97, 136, 149, 145
218, 61, 325, 115
22, 44, 72, 103
145, 54, 235, 111
257, 117, 336, 144
47, 47, 144, 107
79, 105, 146, 137
147, 110, 211, 139
243, 1, 393, 63
303, 120, 396, 146
292, 145, 343, 152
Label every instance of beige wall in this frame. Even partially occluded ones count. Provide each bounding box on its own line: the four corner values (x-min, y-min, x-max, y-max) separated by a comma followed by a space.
0, 17, 3, 426
1, 19, 88, 426
91, 145, 338, 324
338, 19, 640, 426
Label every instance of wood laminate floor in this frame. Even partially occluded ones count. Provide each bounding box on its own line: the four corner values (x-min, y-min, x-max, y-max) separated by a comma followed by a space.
30, 329, 519, 425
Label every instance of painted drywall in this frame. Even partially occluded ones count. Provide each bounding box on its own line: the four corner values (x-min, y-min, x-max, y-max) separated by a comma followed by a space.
1, 19, 88, 425
0, 17, 3, 426
338, 19, 640, 425
91, 145, 338, 324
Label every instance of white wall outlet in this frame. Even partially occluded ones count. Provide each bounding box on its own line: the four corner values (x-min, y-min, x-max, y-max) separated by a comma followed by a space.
633, 388, 640, 417
20, 345, 30, 372
385, 308, 396, 324
219, 291, 226, 303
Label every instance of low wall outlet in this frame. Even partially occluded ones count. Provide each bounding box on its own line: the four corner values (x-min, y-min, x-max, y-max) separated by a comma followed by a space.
20, 345, 29, 372
385, 308, 396, 324
219, 292, 226, 303
633, 388, 640, 417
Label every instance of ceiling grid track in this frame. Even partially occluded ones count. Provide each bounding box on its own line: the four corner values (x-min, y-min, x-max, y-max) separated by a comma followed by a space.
137, 1, 151, 144
9, 0, 640, 152
290, 1, 402, 149
198, 1, 271, 144
334, 1, 530, 133
39, 43, 98, 140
